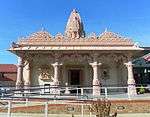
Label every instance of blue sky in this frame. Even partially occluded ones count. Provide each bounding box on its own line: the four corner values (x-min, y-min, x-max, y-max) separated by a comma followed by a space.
0, 0, 150, 64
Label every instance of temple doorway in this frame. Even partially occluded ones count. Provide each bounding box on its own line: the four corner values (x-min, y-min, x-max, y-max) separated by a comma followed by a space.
69, 69, 80, 86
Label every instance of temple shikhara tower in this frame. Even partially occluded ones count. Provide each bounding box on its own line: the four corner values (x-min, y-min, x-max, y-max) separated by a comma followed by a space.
9, 9, 144, 96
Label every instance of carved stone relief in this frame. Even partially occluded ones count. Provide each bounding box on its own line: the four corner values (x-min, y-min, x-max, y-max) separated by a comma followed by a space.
61, 53, 92, 64
96, 53, 128, 64
38, 65, 54, 81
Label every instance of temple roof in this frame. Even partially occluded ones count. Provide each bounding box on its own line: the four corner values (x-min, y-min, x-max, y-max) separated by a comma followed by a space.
26, 30, 52, 41
15, 30, 135, 46
9, 9, 143, 51
99, 31, 124, 39
0, 64, 17, 73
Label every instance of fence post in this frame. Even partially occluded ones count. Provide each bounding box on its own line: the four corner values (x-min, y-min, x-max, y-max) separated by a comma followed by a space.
25, 98, 29, 106
45, 101, 48, 117
90, 104, 92, 117
104, 87, 108, 99
81, 88, 84, 95
127, 87, 131, 100
81, 104, 84, 117
7, 100, 11, 117
77, 88, 79, 96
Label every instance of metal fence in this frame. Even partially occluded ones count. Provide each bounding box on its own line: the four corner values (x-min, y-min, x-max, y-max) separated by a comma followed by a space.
0, 100, 92, 117
0, 86, 150, 100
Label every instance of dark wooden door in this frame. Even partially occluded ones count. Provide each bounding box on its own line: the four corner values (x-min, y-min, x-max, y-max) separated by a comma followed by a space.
70, 70, 80, 86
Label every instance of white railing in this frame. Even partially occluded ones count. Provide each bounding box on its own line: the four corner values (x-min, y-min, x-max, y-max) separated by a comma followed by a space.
0, 86, 150, 100
0, 100, 92, 117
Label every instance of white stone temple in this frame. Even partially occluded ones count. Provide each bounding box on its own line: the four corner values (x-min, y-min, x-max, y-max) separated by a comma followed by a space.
9, 9, 144, 96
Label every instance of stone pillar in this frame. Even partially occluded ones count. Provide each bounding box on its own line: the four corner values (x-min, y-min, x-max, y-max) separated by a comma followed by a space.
16, 57, 23, 89
52, 62, 62, 85
125, 61, 137, 95
24, 62, 31, 93
51, 62, 62, 94
90, 62, 102, 96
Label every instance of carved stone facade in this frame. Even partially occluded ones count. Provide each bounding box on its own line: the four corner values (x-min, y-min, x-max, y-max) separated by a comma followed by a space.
9, 9, 144, 96
38, 65, 53, 80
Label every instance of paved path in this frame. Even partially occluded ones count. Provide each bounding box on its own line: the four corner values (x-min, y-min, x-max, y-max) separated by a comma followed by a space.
118, 113, 150, 117
1, 113, 150, 117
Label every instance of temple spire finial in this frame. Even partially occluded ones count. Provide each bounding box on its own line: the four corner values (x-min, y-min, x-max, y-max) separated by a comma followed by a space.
65, 9, 85, 39
40, 24, 46, 32
104, 28, 108, 32
72, 8, 77, 13
41, 27, 45, 31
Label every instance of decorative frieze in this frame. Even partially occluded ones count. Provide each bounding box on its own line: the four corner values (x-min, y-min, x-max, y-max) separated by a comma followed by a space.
88, 32, 97, 39
61, 53, 92, 64
55, 33, 64, 40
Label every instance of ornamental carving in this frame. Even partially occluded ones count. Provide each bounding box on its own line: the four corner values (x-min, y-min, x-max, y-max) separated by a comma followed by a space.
38, 65, 53, 80
101, 66, 110, 80
55, 33, 64, 40
65, 9, 85, 39
96, 53, 128, 63
61, 53, 92, 63
88, 32, 97, 39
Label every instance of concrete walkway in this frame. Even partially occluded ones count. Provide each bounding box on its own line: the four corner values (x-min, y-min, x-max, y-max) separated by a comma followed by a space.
118, 113, 150, 117
1, 113, 150, 117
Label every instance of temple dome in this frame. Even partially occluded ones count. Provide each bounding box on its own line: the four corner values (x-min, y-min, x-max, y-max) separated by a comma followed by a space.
65, 9, 85, 39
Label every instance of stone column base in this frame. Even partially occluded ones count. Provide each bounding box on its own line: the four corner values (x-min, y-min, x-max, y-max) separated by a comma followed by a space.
93, 78, 101, 96
93, 85, 101, 96
50, 82, 60, 94
50, 86, 60, 94
24, 85, 30, 95
128, 84, 137, 96
15, 85, 23, 97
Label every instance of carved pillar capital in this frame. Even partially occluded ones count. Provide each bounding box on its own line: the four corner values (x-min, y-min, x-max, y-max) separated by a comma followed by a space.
52, 62, 63, 67
91, 52, 99, 62
89, 62, 102, 68
124, 61, 134, 68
